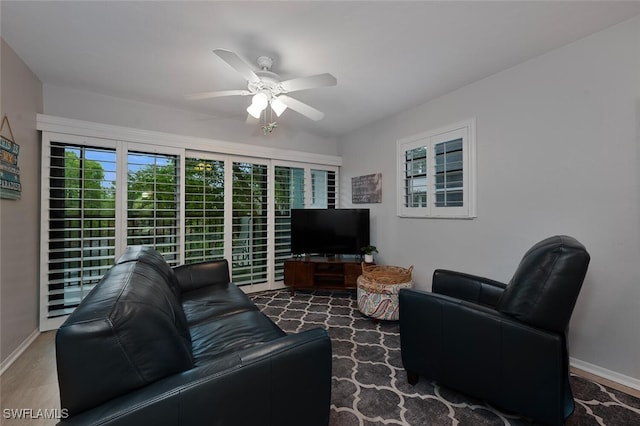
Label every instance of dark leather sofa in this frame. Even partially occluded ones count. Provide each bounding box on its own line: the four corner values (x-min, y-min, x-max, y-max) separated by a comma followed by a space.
399, 235, 590, 425
55, 246, 332, 425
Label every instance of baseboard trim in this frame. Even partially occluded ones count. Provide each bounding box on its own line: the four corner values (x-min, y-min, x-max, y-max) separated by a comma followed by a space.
0, 329, 40, 376
571, 357, 640, 393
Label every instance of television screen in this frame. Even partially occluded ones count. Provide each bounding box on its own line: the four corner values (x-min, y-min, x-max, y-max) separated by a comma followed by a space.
290, 208, 370, 255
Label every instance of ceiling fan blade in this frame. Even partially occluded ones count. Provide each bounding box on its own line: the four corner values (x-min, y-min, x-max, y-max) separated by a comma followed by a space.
277, 95, 325, 121
280, 73, 337, 93
186, 89, 250, 101
213, 49, 260, 83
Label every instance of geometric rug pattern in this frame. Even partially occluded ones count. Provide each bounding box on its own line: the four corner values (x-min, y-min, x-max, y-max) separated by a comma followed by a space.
250, 289, 640, 426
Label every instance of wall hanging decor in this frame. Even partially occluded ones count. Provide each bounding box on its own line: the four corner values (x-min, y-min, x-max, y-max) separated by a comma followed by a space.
0, 115, 22, 200
352, 173, 382, 204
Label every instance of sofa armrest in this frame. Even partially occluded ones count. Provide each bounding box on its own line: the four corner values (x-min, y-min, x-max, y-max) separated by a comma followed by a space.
432, 269, 507, 308
173, 259, 231, 293
57, 328, 332, 426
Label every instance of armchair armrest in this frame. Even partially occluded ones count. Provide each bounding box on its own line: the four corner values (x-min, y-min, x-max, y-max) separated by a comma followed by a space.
173, 259, 231, 293
432, 269, 507, 308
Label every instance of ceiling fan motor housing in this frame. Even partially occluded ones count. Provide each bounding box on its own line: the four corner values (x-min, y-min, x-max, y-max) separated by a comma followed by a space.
249, 73, 283, 99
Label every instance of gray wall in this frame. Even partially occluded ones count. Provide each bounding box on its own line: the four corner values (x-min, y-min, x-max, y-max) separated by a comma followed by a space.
0, 38, 43, 364
339, 16, 640, 382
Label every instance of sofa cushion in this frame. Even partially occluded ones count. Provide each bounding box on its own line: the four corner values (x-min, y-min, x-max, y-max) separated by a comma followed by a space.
181, 282, 258, 325
173, 259, 231, 293
56, 260, 194, 416
498, 235, 590, 332
190, 310, 286, 366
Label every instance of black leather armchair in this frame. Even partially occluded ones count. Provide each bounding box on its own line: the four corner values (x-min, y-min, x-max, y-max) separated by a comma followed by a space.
399, 235, 590, 425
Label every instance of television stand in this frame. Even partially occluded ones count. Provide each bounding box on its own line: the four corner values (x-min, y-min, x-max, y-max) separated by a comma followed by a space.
283, 255, 363, 295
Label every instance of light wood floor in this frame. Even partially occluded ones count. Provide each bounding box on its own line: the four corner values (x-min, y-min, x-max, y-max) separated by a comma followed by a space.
1, 331, 59, 426
1, 331, 638, 426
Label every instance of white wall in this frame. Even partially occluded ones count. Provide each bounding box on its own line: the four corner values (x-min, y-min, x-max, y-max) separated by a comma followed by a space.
339, 16, 640, 383
43, 85, 338, 156
0, 38, 43, 365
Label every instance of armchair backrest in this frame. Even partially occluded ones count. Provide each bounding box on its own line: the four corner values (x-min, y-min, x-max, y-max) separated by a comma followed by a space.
498, 235, 590, 332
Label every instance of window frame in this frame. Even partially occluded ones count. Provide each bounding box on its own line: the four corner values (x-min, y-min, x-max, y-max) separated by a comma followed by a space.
397, 119, 477, 219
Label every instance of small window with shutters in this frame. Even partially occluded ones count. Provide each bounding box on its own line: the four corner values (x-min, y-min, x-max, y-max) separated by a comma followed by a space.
397, 119, 476, 218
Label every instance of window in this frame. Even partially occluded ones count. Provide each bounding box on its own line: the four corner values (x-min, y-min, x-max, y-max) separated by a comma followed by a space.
310, 169, 336, 208
231, 160, 268, 286
127, 152, 180, 265
184, 157, 225, 263
274, 166, 305, 280
39, 116, 340, 330
397, 119, 476, 218
45, 143, 117, 319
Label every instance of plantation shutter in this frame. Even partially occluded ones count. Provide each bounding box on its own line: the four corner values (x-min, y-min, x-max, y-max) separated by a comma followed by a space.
231, 161, 268, 286
403, 146, 428, 208
126, 151, 180, 265
434, 138, 464, 207
274, 166, 305, 280
327, 170, 336, 208
184, 157, 225, 263
45, 143, 117, 319
310, 169, 336, 208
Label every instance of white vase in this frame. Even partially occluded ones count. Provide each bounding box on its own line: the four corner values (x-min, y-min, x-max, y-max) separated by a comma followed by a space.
364, 254, 374, 263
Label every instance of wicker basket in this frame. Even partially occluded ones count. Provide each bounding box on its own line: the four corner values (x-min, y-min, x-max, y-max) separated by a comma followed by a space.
361, 263, 413, 285
357, 264, 413, 320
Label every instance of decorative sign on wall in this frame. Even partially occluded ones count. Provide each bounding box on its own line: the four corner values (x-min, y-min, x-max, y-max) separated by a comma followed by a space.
352, 173, 382, 204
0, 115, 22, 200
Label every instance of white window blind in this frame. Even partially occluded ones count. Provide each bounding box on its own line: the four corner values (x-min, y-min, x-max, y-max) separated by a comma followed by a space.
231, 161, 268, 286
274, 166, 305, 280
404, 146, 428, 208
45, 143, 117, 319
310, 169, 336, 208
435, 138, 464, 207
127, 151, 180, 265
184, 157, 225, 263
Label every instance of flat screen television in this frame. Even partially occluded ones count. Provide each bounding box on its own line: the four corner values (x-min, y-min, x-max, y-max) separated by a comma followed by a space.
290, 208, 370, 256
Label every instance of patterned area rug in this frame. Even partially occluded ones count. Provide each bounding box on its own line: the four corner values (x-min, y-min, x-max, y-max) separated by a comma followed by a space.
250, 290, 640, 426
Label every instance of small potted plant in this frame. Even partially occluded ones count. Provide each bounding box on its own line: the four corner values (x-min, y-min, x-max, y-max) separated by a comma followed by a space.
361, 245, 378, 263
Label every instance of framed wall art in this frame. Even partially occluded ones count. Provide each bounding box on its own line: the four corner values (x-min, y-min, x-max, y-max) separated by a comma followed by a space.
352, 173, 381, 204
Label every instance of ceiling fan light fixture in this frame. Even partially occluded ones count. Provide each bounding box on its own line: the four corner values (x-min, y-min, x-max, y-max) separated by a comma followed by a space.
271, 97, 287, 117
251, 92, 269, 110
247, 103, 263, 119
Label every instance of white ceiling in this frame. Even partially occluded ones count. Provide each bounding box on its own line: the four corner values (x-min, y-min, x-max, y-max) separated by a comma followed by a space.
3, 1, 640, 138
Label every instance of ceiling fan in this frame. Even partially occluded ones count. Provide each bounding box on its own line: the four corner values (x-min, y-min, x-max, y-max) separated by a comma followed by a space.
187, 49, 337, 121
